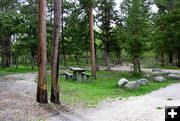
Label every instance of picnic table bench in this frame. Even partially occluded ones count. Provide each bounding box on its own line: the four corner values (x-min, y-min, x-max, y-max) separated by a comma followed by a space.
64, 72, 73, 80
81, 72, 92, 80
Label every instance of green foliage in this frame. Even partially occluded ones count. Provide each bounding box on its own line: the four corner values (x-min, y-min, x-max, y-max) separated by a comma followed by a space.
153, 0, 180, 67
96, 0, 119, 51
121, 0, 151, 58
62, 0, 90, 56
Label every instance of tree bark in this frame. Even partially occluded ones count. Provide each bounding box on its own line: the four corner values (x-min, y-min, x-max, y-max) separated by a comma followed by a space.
51, 0, 61, 104
86, 51, 89, 64
63, 53, 67, 66
1, 35, 11, 68
15, 49, 18, 69
1, 36, 6, 68
6, 36, 11, 67
89, 4, 96, 79
160, 48, 164, 67
177, 50, 180, 68
95, 48, 99, 71
37, 0, 48, 103
133, 57, 141, 73
168, 52, 173, 64
105, 49, 111, 71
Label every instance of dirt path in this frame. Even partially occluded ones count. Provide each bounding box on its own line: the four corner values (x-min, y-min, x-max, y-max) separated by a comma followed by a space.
84, 83, 180, 121
0, 73, 79, 121
111, 65, 180, 74
0, 73, 180, 121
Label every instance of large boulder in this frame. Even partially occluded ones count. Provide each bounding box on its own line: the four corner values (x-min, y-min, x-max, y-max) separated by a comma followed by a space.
137, 79, 149, 86
118, 78, 129, 88
154, 76, 166, 82
167, 74, 180, 80
124, 81, 140, 89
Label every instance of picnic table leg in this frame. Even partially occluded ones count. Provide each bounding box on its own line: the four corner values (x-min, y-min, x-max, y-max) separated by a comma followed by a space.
81, 73, 84, 82
73, 71, 77, 80
65, 75, 68, 80
78, 72, 83, 81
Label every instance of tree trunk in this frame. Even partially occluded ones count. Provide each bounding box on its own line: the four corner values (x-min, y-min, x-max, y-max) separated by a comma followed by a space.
133, 57, 141, 73
160, 48, 164, 67
63, 53, 67, 66
6, 36, 11, 67
1, 35, 11, 68
86, 51, 89, 64
89, 4, 96, 79
75, 53, 79, 65
1, 36, 6, 68
95, 48, 99, 71
105, 49, 111, 71
37, 0, 48, 103
168, 52, 173, 64
15, 49, 18, 69
177, 50, 180, 68
51, 0, 61, 104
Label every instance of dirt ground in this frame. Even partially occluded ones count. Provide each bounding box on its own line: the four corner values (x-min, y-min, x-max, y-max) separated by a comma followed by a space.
0, 67, 180, 121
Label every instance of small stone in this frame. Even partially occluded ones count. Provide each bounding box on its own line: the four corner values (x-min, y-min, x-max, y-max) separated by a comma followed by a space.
154, 76, 166, 82
167, 74, 180, 80
162, 71, 171, 75
124, 81, 140, 89
152, 68, 162, 73
118, 78, 129, 88
137, 79, 149, 86
167, 98, 173, 101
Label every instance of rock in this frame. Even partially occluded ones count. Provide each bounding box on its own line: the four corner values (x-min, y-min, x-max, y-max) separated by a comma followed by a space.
162, 71, 171, 75
167, 74, 180, 80
124, 81, 140, 89
118, 78, 129, 88
154, 76, 166, 82
145, 74, 150, 77
137, 79, 149, 86
152, 68, 162, 73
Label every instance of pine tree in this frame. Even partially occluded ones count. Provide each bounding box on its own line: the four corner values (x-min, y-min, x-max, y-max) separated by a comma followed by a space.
96, 0, 117, 71
121, 0, 151, 72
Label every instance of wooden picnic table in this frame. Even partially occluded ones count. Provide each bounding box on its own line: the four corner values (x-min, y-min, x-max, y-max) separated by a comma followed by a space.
69, 67, 86, 81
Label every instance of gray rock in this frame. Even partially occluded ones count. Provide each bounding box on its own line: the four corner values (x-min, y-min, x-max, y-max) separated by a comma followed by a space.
162, 71, 171, 75
137, 79, 149, 86
167, 74, 180, 80
124, 81, 140, 89
154, 76, 166, 82
118, 78, 129, 88
152, 68, 162, 73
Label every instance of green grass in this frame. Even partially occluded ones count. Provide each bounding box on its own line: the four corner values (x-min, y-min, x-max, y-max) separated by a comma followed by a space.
0, 66, 37, 76
47, 71, 180, 107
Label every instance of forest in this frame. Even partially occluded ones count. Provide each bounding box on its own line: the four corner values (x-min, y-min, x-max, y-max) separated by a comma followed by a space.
0, 0, 180, 69
0, 0, 180, 106
0, 0, 180, 120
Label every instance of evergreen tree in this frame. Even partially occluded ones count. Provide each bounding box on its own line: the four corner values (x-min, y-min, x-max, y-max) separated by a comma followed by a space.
121, 0, 151, 73
96, 0, 118, 71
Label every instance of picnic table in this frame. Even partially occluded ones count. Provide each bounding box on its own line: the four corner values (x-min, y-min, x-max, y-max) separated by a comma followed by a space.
69, 67, 86, 81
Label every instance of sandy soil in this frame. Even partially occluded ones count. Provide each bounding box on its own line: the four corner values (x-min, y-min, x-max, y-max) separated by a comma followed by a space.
0, 67, 180, 121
